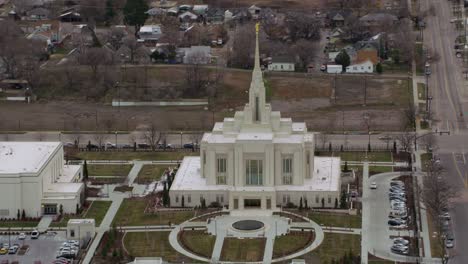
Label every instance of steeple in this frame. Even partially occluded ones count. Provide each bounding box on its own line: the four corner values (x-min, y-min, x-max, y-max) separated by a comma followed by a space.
248, 23, 267, 123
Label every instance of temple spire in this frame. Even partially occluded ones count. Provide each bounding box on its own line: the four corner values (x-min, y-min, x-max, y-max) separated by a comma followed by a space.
248, 22, 267, 123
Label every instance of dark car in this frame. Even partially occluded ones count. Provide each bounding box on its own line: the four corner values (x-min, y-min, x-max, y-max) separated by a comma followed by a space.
137, 143, 150, 149
183, 143, 198, 149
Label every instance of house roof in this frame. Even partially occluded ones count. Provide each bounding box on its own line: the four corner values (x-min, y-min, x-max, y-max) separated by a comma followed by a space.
178, 11, 197, 19
271, 56, 295, 64
207, 8, 224, 17
146, 7, 164, 16
27, 7, 50, 17
359, 13, 397, 22
356, 49, 378, 64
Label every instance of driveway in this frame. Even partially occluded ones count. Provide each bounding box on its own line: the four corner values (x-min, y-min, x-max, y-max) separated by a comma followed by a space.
363, 171, 419, 262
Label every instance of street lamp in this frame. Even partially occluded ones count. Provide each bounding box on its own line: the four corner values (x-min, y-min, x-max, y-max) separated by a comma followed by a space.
180, 132, 183, 149
115, 131, 118, 147
363, 113, 371, 152
115, 81, 121, 112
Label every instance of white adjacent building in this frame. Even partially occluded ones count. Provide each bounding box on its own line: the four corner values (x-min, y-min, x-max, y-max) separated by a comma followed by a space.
170, 26, 341, 211
345, 60, 374, 73
0, 142, 84, 218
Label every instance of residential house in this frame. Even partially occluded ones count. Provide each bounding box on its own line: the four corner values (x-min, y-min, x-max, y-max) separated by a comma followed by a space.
116, 44, 152, 64
346, 60, 373, 73
22, 20, 61, 47
326, 10, 351, 27
248, 5, 261, 19
342, 45, 357, 62
179, 5, 192, 12
267, 56, 295, 72
328, 51, 340, 62
138, 25, 162, 42
167, 7, 179, 16
224, 10, 234, 22
146, 7, 164, 16
359, 13, 398, 27
356, 49, 379, 65
178, 11, 198, 23
26, 7, 50, 20
59, 11, 82, 22
193, 5, 208, 15
206, 8, 224, 23
178, 46, 211, 64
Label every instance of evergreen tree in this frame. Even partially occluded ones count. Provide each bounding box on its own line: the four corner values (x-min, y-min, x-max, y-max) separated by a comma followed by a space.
393, 141, 397, 153
304, 198, 308, 209
59, 204, 63, 216
105, 0, 115, 24
368, 142, 371, 152
22, 209, 25, 220
299, 197, 303, 211
321, 198, 325, 208
376, 63, 383, 74
335, 50, 351, 69
328, 142, 332, 152
340, 190, 348, 209
340, 144, 343, 152
181, 195, 185, 207
344, 161, 349, 172
17, 209, 20, 220
83, 160, 89, 181
123, 0, 149, 34
334, 198, 338, 209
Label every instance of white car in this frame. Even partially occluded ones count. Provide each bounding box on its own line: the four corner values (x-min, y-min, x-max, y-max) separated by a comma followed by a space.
18, 233, 26, 240
370, 182, 377, 189
31, 230, 39, 239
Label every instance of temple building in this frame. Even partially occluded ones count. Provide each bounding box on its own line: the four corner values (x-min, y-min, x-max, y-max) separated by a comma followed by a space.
170, 24, 341, 210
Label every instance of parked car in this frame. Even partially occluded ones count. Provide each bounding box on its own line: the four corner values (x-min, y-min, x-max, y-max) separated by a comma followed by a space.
445, 238, 454, 248
63, 142, 75, 148
393, 237, 410, 246
370, 182, 377, 189
183, 143, 198, 149
378, 135, 392, 141
439, 212, 451, 220
158, 143, 172, 149
0, 248, 7, 255
391, 245, 409, 255
105, 142, 116, 149
31, 230, 39, 239
18, 233, 26, 240
8, 245, 18, 254
137, 143, 150, 149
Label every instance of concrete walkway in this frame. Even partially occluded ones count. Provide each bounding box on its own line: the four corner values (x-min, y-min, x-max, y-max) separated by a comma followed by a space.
361, 162, 370, 264
36, 215, 54, 232
126, 161, 143, 185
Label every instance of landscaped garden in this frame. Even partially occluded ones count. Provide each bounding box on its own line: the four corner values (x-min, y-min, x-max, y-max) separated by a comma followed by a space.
178, 230, 216, 258
220, 238, 266, 262
307, 212, 361, 228
113, 198, 195, 226
76, 151, 199, 161
136, 165, 168, 183
50, 200, 111, 227
272, 231, 314, 259
123, 231, 193, 262
316, 151, 392, 162
88, 164, 133, 176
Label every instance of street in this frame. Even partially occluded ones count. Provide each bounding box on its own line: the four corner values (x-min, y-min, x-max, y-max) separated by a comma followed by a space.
422, 0, 468, 263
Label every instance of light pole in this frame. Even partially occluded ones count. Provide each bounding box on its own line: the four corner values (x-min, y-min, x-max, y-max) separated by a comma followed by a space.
115, 81, 120, 112
115, 131, 118, 147
180, 132, 183, 149
363, 113, 371, 152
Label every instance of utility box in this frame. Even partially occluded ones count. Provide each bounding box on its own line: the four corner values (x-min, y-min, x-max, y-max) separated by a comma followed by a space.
67, 219, 95, 244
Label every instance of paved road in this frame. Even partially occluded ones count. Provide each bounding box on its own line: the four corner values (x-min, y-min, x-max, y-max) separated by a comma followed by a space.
422, 0, 468, 263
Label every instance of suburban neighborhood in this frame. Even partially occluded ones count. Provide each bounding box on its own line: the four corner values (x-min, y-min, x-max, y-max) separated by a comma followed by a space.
0, 0, 468, 264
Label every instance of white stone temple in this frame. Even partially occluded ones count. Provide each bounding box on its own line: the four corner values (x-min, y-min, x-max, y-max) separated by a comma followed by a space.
170, 24, 341, 210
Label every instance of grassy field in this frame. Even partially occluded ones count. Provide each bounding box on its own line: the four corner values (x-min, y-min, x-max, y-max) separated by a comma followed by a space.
0, 221, 39, 228
307, 212, 361, 228
308, 233, 361, 263
136, 165, 168, 183
88, 164, 133, 176
316, 151, 392, 162
369, 166, 393, 175
50, 200, 112, 227
427, 215, 444, 258
179, 230, 216, 258
421, 153, 432, 172
417, 83, 426, 100
220, 238, 266, 262
83, 201, 112, 226
76, 151, 199, 161
272, 231, 314, 259
113, 198, 194, 226
124, 232, 193, 262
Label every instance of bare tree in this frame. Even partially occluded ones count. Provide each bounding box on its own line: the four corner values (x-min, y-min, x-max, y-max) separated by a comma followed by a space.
229, 23, 255, 69
103, 116, 116, 133
293, 39, 318, 71
396, 131, 414, 152
420, 133, 437, 153
421, 160, 460, 264
404, 105, 416, 130
93, 134, 108, 149
77, 47, 113, 99
317, 133, 329, 150
284, 11, 320, 41
122, 36, 139, 64
142, 122, 164, 151
107, 27, 127, 50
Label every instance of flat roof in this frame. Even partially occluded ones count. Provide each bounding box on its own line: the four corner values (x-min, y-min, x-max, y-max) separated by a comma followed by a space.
172, 156, 340, 192
0, 142, 61, 175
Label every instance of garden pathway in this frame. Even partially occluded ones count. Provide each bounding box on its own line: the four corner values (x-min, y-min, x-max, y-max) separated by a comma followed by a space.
126, 161, 143, 185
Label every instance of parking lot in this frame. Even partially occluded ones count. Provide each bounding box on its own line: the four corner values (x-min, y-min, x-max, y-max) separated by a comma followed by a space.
364, 171, 420, 262
0, 231, 68, 263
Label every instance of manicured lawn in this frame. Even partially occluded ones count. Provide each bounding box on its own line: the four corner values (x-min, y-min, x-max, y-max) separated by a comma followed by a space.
88, 164, 133, 176
369, 166, 393, 175
88, 176, 126, 185
0, 221, 39, 228
272, 231, 314, 259
220, 238, 266, 262
178, 230, 216, 258
427, 215, 444, 258
307, 212, 361, 228
76, 151, 199, 161
124, 232, 193, 262
317, 151, 392, 162
421, 153, 432, 172
113, 198, 195, 226
417, 83, 426, 100
307, 233, 361, 263
50, 200, 112, 227
136, 165, 168, 183
83, 201, 112, 226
